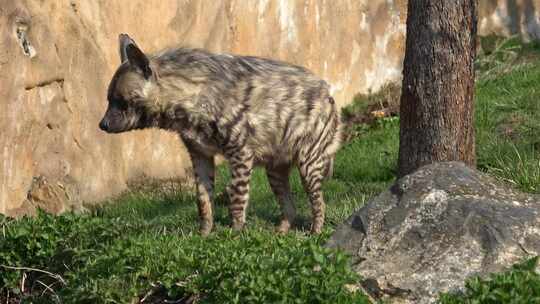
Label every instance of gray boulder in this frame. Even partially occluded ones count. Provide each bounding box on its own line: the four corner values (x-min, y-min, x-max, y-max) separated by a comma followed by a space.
327, 162, 540, 303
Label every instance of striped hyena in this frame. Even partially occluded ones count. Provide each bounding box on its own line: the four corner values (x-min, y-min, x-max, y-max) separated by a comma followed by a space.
99, 34, 341, 235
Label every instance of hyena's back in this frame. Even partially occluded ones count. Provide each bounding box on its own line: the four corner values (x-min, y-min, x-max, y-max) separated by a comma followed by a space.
240, 57, 341, 167
155, 49, 341, 167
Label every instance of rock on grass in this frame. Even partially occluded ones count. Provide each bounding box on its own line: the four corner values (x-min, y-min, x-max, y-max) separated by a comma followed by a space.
327, 161, 540, 304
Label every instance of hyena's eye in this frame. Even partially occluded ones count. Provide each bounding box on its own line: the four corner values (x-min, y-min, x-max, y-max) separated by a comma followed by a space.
112, 96, 129, 111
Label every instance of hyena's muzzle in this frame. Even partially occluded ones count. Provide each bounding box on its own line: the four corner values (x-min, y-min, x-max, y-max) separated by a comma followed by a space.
99, 105, 128, 133
99, 102, 142, 134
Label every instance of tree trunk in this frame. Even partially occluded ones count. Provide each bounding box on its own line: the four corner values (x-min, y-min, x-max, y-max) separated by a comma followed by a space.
398, 0, 478, 178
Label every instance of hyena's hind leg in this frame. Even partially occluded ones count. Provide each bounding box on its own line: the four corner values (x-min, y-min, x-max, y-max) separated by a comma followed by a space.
266, 164, 296, 233
225, 149, 254, 231
298, 155, 327, 234
191, 154, 215, 236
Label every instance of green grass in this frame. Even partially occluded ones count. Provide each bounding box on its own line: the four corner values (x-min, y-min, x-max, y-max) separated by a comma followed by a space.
0, 212, 365, 303
439, 257, 540, 304
2, 37, 540, 303
475, 38, 540, 193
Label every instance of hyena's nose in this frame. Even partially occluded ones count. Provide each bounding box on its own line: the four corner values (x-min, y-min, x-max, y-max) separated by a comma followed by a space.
99, 119, 109, 132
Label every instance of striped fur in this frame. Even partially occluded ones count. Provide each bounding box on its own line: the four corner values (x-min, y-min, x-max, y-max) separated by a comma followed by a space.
99, 34, 342, 235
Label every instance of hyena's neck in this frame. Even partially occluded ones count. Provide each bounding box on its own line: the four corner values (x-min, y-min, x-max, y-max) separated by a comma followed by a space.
151, 85, 213, 131
148, 60, 219, 131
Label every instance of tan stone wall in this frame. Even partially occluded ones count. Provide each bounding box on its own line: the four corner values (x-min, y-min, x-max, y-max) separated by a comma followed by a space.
1, 0, 538, 215
479, 0, 540, 40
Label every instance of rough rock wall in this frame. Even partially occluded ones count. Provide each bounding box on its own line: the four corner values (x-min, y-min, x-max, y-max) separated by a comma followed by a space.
479, 0, 540, 40
1, 0, 538, 215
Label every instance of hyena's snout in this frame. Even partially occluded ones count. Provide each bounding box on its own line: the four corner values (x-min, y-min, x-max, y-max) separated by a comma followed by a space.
98, 117, 109, 132
98, 112, 117, 133
98, 107, 128, 134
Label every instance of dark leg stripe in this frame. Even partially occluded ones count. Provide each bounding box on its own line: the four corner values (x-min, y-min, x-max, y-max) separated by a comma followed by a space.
225, 132, 249, 153
233, 163, 250, 171
223, 130, 240, 149
308, 177, 322, 191
229, 203, 246, 210
241, 170, 253, 178
230, 188, 249, 197
304, 162, 323, 181
310, 184, 322, 194
231, 168, 252, 179
231, 155, 245, 163
303, 150, 323, 174
231, 179, 250, 189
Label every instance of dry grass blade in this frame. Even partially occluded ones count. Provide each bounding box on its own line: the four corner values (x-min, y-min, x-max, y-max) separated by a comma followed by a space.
36, 280, 61, 303
0, 265, 66, 286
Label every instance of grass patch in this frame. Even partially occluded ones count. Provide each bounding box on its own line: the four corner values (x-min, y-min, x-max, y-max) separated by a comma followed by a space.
475, 37, 540, 193
1, 210, 366, 303
476, 35, 540, 81
341, 82, 401, 142
2, 37, 540, 303
439, 257, 540, 304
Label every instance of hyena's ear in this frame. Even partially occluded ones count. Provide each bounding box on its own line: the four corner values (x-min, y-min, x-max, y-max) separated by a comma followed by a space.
118, 33, 136, 63
119, 34, 152, 79
126, 44, 152, 79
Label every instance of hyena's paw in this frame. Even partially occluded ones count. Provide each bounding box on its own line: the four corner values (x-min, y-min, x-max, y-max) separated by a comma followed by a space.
310, 223, 323, 235
199, 219, 213, 236
276, 220, 292, 234
231, 219, 245, 231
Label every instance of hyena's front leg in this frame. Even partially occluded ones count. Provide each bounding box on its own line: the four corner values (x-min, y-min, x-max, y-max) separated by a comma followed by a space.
225, 149, 254, 231
266, 165, 296, 233
191, 154, 215, 236
299, 155, 326, 234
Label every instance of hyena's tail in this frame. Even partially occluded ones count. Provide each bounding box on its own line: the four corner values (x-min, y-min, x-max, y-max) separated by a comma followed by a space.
322, 96, 340, 181
322, 156, 335, 180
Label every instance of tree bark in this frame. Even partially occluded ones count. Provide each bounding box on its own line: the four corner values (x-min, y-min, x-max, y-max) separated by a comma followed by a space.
398, 0, 477, 178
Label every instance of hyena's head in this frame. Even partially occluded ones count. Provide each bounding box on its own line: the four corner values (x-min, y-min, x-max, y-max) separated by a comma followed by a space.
99, 34, 160, 133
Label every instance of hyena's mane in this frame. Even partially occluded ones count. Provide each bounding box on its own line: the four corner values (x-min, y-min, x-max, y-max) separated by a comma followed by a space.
152, 47, 314, 89
149, 47, 322, 132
